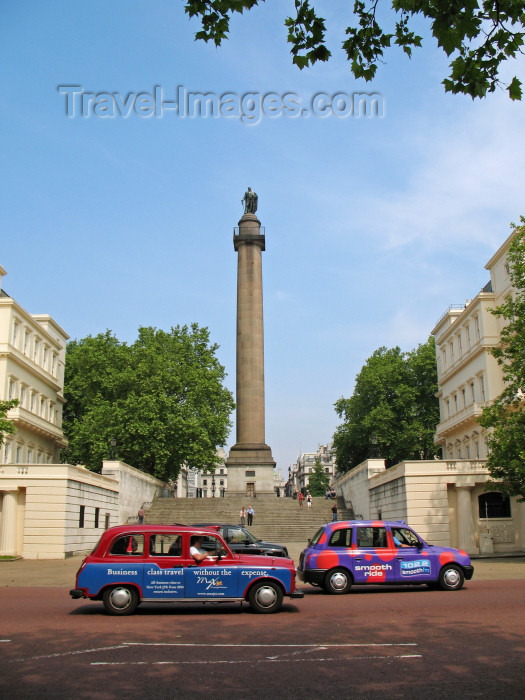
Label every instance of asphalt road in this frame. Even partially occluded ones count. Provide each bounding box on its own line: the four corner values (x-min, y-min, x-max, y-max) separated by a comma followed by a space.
1, 579, 524, 699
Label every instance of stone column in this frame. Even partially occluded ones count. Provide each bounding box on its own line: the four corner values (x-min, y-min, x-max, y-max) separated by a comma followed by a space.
456, 485, 478, 554
0, 488, 19, 556
226, 211, 275, 496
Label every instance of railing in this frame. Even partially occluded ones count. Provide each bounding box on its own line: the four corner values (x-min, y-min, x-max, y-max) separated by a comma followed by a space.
434, 304, 466, 327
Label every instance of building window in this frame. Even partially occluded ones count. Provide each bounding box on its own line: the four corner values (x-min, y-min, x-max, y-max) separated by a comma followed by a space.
475, 316, 480, 340
203, 479, 207, 485
458, 333, 463, 355
8, 378, 15, 400
461, 388, 466, 408
220, 480, 224, 486
478, 492, 511, 519
479, 375, 486, 402
12, 321, 19, 347
43, 346, 48, 371
245, 470, 256, 477
24, 330, 30, 354
454, 394, 458, 412
51, 353, 57, 376
27, 449, 33, 463
442, 348, 447, 367
16, 446, 22, 463
466, 325, 471, 348
34, 339, 40, 363
95, 508, 100, 528
4, 442, 11, 463
20, 385, 26, 406
449, 341, 454, 362
79, 506, 85, 528
105, 513, 111, 530
470, 382, 475, 402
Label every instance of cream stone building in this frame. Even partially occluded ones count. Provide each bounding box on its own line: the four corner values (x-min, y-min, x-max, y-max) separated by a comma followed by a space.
333, 229, 524, 554
0, 265, 164, 558
0, 265, 69, 465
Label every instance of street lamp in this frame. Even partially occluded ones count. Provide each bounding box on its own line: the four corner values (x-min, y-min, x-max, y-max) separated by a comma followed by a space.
109, 437, 117, 460
211, 473, 216, 498
370, 435, 378, 459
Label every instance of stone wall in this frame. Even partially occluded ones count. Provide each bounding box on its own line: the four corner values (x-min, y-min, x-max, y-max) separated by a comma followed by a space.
101, 460, 164, 524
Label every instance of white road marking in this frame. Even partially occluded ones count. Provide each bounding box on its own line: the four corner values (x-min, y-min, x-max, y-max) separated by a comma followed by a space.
0, 640, 11, 643
122, 642, 417, 648
91, 654, 423, 666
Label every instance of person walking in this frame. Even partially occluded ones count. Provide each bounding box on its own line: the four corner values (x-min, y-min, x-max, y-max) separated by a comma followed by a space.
247, 505, 254, 526
240, 506, 246, 526
331, 503, 338, 522
137, 506, 145, 525
298, 492, 304, 507
306, 492, 312, 508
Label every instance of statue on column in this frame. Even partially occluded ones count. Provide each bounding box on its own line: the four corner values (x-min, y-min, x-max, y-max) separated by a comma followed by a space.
242, 187, 258, 214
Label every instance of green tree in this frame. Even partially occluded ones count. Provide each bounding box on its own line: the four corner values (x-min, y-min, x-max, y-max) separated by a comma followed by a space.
308, 457, 330, 495
479, 218, 525, 500
62, 324, 235, 480
184, 1, 525, 100
333, 336, 439, 472
0, 399, 19, 445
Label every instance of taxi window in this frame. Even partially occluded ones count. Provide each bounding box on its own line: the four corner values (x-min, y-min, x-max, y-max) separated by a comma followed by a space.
198, 534, 223, 552
328, 529, 352, 547
149, 534, 182, 557
109, 534, 144, 556
356, 527, 387, 549
391, 527, 420, 547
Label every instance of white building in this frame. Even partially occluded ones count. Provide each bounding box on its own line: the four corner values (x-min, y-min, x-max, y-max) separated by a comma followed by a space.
0, 265, 69, 465
291, 444, 336, 493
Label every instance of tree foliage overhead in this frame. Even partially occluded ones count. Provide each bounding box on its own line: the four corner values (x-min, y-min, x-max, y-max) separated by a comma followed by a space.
0, 399, 19, 445
308, 457, 331, 495
333, 336, 440, 472
480, 218, 525, 500
184, 1, 525, 100
62, 325, 235, 481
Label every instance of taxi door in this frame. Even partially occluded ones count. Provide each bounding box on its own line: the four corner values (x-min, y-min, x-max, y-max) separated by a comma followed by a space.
390, 526, 435, 584
142, 533, 185, 599
184, 533, 240, 599
351, 525, 396, 584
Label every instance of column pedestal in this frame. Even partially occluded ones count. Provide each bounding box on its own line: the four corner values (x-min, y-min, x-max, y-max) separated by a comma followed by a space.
0, 488, 19, 556
456, 486, 478, 554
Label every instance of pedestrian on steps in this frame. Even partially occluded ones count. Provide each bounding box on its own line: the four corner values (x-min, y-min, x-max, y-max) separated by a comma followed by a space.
306, 492, 312, 508
247, 505, 254, 526
240, 506, 246, 526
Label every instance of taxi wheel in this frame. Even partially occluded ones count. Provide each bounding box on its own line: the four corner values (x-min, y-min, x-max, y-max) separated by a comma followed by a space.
248, 581, 284, 614
324, 568, 352, 594
438, 565, 464, 591
103, 585, 140, 615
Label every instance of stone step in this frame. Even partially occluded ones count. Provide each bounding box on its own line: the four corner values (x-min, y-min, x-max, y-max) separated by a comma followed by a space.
142, 495, 351, 545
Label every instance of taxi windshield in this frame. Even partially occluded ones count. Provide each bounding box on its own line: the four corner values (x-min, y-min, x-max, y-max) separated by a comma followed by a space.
310, 527, 325, 546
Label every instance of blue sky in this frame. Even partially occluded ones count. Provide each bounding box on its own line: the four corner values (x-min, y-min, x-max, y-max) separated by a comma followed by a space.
2, 1, 524, 476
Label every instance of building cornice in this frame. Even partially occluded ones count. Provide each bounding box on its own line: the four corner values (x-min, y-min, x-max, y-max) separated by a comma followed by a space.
484, 229, 517, 270
0, 345, 63, 392
0, 299, 69, 345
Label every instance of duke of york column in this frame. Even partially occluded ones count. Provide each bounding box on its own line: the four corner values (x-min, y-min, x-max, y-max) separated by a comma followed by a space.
225, 189, 276, 497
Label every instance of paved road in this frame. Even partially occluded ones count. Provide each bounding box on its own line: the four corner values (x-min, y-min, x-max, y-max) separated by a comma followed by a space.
1, 579, 524, 698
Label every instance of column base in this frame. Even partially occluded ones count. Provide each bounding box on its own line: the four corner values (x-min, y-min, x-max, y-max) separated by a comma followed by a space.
225, 443, 276, 496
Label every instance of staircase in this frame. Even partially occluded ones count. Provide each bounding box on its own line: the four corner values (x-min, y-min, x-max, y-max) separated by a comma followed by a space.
144, 496, 354, 546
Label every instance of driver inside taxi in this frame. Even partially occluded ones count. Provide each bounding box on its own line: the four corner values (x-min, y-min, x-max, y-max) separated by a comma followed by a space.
189, 535, 224, 563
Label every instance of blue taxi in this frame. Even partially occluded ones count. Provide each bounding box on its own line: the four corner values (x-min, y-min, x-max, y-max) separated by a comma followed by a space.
298, 520, 474, 593
70, 525, 303, 615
